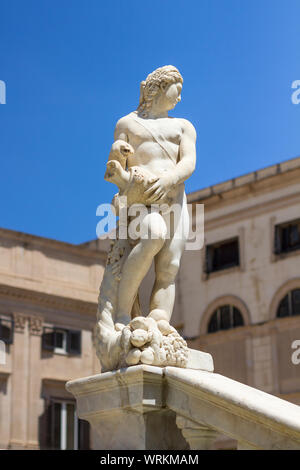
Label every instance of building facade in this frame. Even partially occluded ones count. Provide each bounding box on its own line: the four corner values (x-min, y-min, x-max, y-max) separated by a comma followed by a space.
0, 229, 106, 449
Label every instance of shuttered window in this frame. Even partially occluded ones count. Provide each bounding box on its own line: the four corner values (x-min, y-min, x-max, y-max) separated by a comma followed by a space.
206, 238, 239, 273
42, 400, 89, 449
274, 219, 300, 254
42, 327, 81, 355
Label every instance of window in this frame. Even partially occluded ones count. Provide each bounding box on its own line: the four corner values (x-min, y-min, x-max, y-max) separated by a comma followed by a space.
277, 289, 300, 318
275, 219, 300, 255
206, 238, 239, 274
208, 305, 244, 333
42, 327, 81, 355
45, 400, 89, 449
0, 315, 14, 344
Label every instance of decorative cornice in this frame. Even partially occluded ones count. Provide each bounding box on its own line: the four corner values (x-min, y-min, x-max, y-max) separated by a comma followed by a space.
188, 156, 300, 204
191, 185, 300, 232
0, 227, 107, 262
0, 284, 97, 316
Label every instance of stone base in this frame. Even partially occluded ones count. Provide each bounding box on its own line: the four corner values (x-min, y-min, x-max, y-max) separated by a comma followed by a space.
66, 365, 186, 450
89, 408, 188, 450
66, 350, 214, 450
66, 353, 300, 450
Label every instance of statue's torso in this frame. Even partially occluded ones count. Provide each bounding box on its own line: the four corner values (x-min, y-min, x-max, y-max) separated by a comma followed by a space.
126, 114, 182, 170
124, 113, 185, 203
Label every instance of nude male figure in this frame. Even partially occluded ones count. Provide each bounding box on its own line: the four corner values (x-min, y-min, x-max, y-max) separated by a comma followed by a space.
110, 65, 197, 327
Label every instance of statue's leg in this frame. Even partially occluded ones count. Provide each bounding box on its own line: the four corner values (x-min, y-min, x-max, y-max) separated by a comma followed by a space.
116, 212, 167, 325
149, 203, 189, 322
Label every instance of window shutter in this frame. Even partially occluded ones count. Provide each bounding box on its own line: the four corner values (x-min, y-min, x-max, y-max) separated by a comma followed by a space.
274, 225, 281, 254
205, 246, 213, 273
42, 328, 55, 351
67, 330, 81, 355
0, 319, 13, 344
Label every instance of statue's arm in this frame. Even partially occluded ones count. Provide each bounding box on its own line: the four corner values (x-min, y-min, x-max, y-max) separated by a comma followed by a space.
172, 119, 197, 185
104, 117, 132, 189
113, 116, 130, 143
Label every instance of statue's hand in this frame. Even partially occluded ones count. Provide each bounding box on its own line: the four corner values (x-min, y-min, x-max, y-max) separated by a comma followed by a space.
144, 174, 174, 204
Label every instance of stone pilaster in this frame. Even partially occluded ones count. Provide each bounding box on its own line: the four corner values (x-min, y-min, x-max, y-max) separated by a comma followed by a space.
29, 316, 43, 336
13, 313, 27, 334
27, 316, 44, 449
9, 313, 29, 449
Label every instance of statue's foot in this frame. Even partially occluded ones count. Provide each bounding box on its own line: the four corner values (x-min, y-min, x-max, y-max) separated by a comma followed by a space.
148, 309, 170, 321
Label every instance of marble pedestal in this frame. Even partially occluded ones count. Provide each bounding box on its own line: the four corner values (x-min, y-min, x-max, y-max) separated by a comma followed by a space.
66, 350, 215, 450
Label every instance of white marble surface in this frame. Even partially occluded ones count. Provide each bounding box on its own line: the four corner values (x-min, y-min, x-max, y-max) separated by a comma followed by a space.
66, 365, 300, 450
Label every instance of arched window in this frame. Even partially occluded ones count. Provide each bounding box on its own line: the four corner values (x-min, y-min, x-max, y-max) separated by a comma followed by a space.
207, 305, 244, 333
277, 289, 300, 318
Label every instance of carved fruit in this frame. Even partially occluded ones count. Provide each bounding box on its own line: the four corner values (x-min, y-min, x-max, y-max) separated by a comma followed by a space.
130, 316, 149, 331
126, 348, 141, 365
140, 347, 154, 364
157, 348, 167, 365
130, 329, 149, 347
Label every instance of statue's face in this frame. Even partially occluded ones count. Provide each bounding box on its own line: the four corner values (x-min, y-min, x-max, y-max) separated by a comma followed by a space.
158, 81, 182, 111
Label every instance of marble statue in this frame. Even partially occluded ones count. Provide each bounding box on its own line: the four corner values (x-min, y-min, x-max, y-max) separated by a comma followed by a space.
95, 65, 197, 372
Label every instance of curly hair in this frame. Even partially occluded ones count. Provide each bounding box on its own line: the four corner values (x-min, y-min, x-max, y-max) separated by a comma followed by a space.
137, 65, 183, 118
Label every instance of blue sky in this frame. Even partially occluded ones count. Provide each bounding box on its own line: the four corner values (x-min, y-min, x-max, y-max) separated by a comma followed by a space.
1, 0, 299, 244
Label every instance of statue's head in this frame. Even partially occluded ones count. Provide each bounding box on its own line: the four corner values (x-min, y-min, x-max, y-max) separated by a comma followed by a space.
137, 65, 183, 117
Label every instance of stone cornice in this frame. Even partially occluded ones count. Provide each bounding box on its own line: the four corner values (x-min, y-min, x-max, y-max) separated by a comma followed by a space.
66, 364, 164, 398
192, 183, 300, 231
0, 284, 97, 316
0, 227, 107, 262
188, 156, 300, 206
